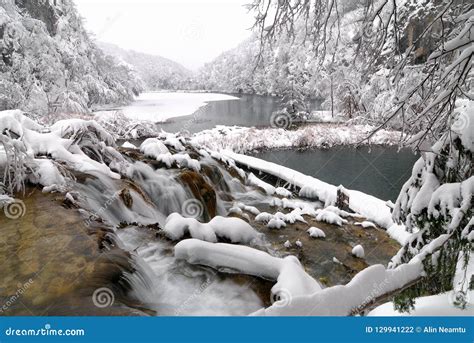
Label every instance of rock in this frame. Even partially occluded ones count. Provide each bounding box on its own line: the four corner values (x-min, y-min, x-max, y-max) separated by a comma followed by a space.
179, 170, 217, 221
119, 188, 133, 208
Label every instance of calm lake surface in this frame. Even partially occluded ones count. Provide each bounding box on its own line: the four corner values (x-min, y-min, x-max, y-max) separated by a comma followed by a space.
125, 93, 417, 201
253, 146, 418, 201
158, 94, 321, 133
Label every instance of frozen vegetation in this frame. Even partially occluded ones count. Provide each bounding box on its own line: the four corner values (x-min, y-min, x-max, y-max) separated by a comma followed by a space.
191, 124, 401, 153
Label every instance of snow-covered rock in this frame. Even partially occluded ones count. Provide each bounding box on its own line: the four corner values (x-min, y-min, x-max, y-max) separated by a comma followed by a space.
174, 239, 321, 303
163, 213, 261, 244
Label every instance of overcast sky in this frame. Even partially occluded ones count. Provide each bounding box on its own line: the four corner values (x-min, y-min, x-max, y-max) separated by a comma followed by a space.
74, 0, 254, 70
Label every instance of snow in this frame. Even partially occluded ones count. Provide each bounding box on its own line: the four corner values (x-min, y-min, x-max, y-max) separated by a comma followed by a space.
284, 240, 292, 248
267, 218, 287, 229
295, 240, 303, 248
252, 248, 431, 316
352, 245, 365, 258
308, 110, 346, 123
191, 124, 400, 153
248, 173, 275, 195
50, 119, 115, 146
121, 92, 239, 123
122, 141, 137, 149
141, 140, 201, 172
354, 221, 377, 229
0, 110, 122, 191
163, 213, 262, 244
368, 291, 473, 316
452, 99, 474, 151
222, 151, 411, 245
174, 239, 321, 302
140, 138, 170, 158
307, 227, 326, 238
234, 203, 261, 216
275, 187, 292, 197
316, 208, 348, 226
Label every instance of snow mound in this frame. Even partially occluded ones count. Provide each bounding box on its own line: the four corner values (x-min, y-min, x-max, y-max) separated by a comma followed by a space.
140, 138, 170, 158
307, 227, 326, 238
267, 218, 286, 229
352, 245, 365, 258
163, 213, 261, 244
121, 141, 137, 149
316, 208, 348, 226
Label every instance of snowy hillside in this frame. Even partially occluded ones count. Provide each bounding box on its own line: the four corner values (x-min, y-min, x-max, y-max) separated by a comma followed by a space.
99, 42, 194, 91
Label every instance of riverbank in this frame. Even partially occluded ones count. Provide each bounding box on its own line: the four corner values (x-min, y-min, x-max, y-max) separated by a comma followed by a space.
190, 124, 403, 153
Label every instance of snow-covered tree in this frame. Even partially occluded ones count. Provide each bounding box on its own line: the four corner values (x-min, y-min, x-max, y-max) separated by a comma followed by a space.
245, 0, 473, 311
0, 0, 143, 116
